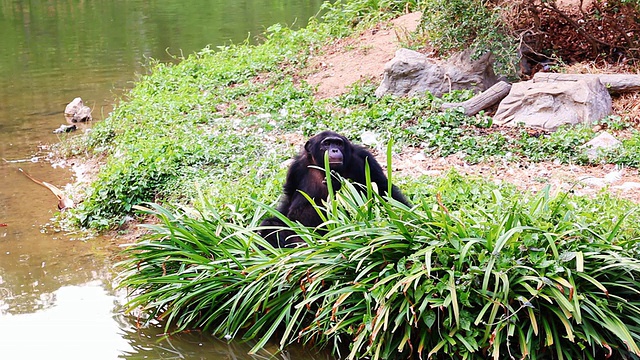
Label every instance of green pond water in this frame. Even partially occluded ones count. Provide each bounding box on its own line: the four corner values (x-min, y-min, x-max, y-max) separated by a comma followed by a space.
0, 1, 333, 358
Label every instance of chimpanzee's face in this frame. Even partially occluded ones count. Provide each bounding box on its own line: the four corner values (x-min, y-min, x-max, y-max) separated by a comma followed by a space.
305, 131, 351, 171
320, 136, 344, 166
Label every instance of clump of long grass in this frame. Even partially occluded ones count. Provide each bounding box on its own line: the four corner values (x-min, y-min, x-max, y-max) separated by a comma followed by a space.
118, 172, 640, 360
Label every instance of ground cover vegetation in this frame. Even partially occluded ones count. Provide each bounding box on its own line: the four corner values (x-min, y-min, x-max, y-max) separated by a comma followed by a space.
60, 0, 640, 358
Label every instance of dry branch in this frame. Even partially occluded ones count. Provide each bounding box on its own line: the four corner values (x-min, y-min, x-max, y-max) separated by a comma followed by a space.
440, 81, 512, 116
533, 73, 640, 94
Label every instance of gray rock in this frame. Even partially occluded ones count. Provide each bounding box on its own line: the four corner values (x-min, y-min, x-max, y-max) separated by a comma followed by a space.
64, 97, 84, 116
71, 105, 92, 122
53, 124, 77, 134
582, 132, 622, 161
64, 97, 92, 122
493, 78, 612, 131
375, 48, 498, 98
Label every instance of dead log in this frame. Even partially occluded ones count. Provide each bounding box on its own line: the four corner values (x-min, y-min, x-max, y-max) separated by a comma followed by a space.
440, 81, 512, 116
18, 168, 75, 210
533, 73, 640, 94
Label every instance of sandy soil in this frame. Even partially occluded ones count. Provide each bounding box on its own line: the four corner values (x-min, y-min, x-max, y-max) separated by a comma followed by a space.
302, 12, 640, 203
306, 12, 423, 99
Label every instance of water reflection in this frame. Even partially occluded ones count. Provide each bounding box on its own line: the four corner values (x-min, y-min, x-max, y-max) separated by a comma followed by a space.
120, 322, 335, 360
0, 223, 111, 313
1, 280, 309, 360
0, 282, 133, 359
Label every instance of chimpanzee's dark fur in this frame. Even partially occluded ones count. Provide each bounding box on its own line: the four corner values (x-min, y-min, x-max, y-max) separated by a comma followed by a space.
259, 131, 409, 247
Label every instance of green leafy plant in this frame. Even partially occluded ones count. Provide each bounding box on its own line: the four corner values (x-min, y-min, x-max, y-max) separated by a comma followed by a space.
320, 0, 422, 34
119, 171, 640, 360
603, 131, 640, 168
420, 0, 519, 77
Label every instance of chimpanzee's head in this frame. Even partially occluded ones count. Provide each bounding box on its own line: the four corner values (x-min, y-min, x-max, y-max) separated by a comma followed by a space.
305, 131, 352, 172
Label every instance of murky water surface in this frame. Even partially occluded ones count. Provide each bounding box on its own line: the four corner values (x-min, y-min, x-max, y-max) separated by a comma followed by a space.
0, 1, 330, 358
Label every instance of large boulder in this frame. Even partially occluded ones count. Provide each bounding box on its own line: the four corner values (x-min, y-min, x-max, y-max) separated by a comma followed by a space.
375, 48, 499, 98
493, 77, 612, 131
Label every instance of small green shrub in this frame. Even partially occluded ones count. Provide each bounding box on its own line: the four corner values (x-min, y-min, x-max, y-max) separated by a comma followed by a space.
604, 131, 640, 168
320, 0, 422, 34
420, 0, 519, 77
516, 125, 594, 163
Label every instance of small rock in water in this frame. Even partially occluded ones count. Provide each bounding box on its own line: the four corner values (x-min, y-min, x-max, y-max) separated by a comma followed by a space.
53, 124, 77, 134
64, 97, 84, 115
64, 97, 92, 122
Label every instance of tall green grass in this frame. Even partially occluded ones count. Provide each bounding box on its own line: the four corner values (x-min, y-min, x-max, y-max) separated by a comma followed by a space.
118, 173, 640, 359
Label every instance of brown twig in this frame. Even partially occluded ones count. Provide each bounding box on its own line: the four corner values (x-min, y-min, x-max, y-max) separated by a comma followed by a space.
542, 0, 615, 53
18, 168, 75, 210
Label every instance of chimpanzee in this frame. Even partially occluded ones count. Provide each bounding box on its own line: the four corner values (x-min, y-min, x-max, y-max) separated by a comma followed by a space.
258, 130, 410, 248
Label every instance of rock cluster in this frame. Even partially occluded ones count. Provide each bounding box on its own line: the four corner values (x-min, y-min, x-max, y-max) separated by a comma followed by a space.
374, 48, 640, 133
64, 97, 92, 122
375, 48, 498, 98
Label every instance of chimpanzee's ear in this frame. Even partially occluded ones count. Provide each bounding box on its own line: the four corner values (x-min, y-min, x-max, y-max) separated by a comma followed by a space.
304, 140, 312, 153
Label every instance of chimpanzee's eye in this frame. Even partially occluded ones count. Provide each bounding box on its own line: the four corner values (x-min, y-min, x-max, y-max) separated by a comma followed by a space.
321, 137, 344, 148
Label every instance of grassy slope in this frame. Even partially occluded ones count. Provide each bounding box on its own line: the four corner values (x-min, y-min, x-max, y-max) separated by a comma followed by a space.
61, 0, 640, 229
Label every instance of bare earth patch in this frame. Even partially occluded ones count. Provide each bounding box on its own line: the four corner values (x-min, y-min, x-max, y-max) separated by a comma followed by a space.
303, 12, 640, 203
391, 151, 640, 203
306, 12, 422, 99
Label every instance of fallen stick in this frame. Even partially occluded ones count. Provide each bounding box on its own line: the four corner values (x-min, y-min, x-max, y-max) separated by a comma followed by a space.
533, 73, 640, 93
18, 168, 75, 210
2, 157, 40, 163
440, 81, 512, 116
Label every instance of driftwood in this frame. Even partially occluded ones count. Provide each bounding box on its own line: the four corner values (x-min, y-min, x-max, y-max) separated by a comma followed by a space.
18, 168, 75, 210
533, 73, 640, 94
440, 81, 512, 116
